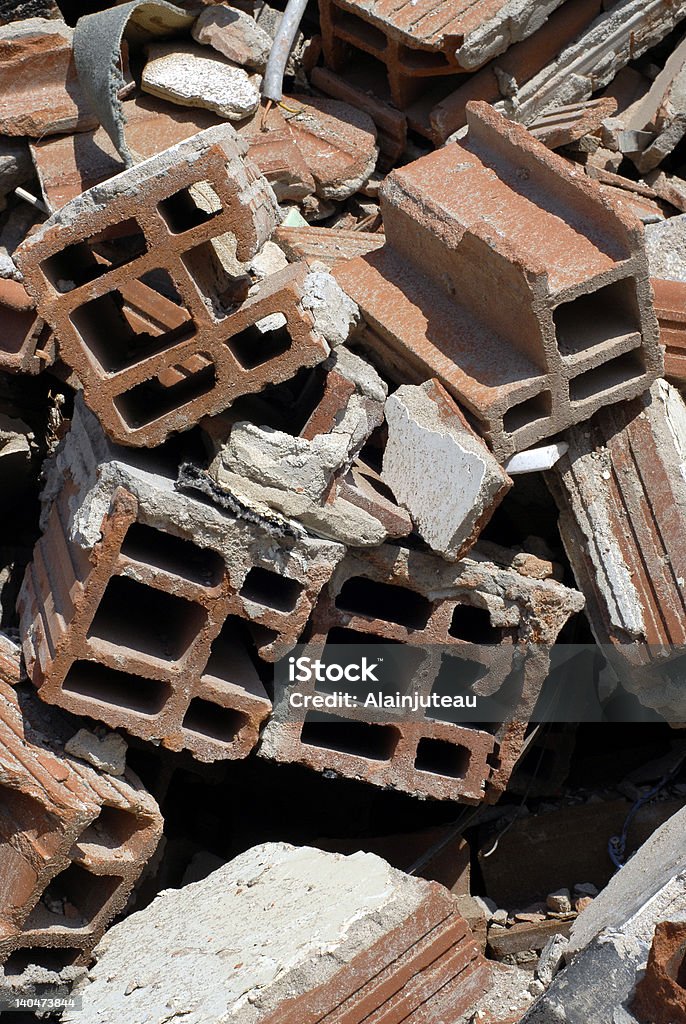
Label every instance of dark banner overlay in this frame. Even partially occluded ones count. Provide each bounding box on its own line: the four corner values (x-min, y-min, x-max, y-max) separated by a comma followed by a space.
272, 644, 686, 725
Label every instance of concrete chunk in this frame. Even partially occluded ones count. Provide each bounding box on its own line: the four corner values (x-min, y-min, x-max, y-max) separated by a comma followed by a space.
382, 380, 511, 561
142, 41, 260, 121
63, 842, 490, 1024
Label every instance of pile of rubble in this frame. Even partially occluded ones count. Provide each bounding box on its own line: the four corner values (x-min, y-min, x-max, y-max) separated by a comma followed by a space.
2, 0, 686, 1021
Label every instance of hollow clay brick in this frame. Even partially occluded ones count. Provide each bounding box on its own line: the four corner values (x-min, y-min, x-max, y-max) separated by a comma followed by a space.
335, 102, 662, 460
17, 125, 331, 448
18, 397, 345, 761
0, 680, 161, 975
259, 541, 584, 803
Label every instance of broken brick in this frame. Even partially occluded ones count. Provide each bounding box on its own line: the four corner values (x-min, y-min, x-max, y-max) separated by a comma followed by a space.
0, 679, 162, 973
18, 396, 345, 761
259, 541, 584, 804
651, 277, 686, 387
547, 378, 686, 719
632, 921, 686, 1024
16, 125, 333, 448
336, 102, 662, 460
62, 844, 491, 1024
0, 18, 128, 138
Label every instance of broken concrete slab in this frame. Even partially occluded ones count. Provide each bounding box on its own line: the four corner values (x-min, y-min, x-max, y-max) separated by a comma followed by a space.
63, 843, 491, 1024
381, 379, 512, 561
142, 41, 260, 121
205, 346, 391, 545
192, 3, 272, 69
64, 727, 128, 777
0, 18, 102, 137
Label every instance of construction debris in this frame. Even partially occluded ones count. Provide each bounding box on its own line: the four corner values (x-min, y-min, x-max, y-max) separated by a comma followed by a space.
2, 0, 686, 1019
63, 843, 491, 1024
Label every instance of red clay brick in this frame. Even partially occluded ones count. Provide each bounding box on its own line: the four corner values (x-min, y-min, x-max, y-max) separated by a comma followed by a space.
0, 278, 53, 374
319, 0, 567, 108
259, 541, 584, 803
335, 102, 662, 460
17, 125, 329, 448
632, 921, 686, 1024
274, 223, 384, 268
547, 378, 686, 719
0, 679, 161, 972
18, 398, 346, 760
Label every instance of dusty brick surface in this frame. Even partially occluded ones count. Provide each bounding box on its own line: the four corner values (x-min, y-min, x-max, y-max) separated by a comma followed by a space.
632, 921, 686, 1024
652, 277, 686, 387
0, 19, 100, 137
335, 102, 662, 460
319, 0, 567, 108
0, 680, 161, 973
17, 125, 332, 448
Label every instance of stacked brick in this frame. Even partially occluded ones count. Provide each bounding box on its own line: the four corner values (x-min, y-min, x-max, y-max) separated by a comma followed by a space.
0, 680, 162, 973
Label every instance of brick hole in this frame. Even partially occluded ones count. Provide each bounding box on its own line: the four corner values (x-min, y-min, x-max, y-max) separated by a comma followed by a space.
675, 946, 686, 989
226, 317, 292, 370
157, 183, 222, 234
76, 805, 146, 853
321, 628, 425, 693
87, 576, 207, 663
240, 567, 303, 613
301, 712, 399, 761
24, 864, 120, 931
449, 603, 500, 643
41, 220, 147, 292
333, 8, 387, 53
182, 240, 247, 320
335, 576, 432, 630
182, 699, 248, 744
225, 365, 330, 434
568, 348, 646, 405
0, 786, 58, 846
114, 359, 217, 429
414, 737, 471, 779
502, 390, 552, 434
2, 948, 82, 975
70, 277, 195, 374
554, 278, 640, 356
62, 661, 169, 716
398, 45, 452, 72
428, 654, 488, 724
202, 616, 272, 693
120, 522, 224, 588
